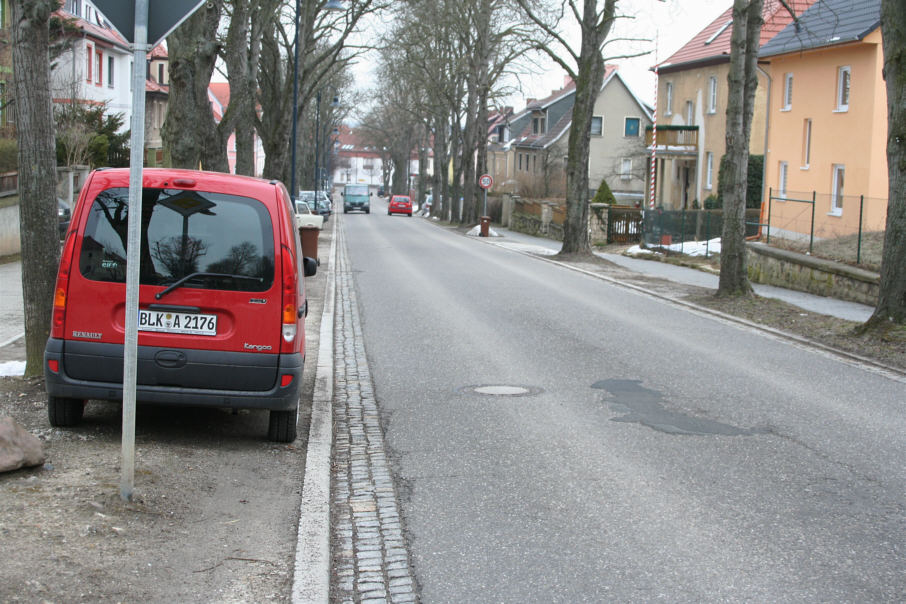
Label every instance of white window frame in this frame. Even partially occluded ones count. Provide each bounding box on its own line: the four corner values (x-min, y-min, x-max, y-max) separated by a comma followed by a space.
708, 76, 718, 113
94, 49, 102, 85
590, 115, 603, 136
107, 56, 114, 88
802, 119, 812, 169
620, 158, 632, 181
778, 161, 788, 198
706, 152, 714, 189
665, 82, 673, 116
782, 73, 793, 111
831, 165, 845, 215
85, 43, 93, 82
685, 100, 694, 125
836, 66, 851, 112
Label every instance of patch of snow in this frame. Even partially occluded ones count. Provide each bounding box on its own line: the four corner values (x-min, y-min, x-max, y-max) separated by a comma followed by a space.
627, 238, 721, 258
467, 225, 501, 237
0, 361, 25, 377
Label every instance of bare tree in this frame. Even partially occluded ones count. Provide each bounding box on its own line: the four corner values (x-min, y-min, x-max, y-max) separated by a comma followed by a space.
865, 0, 906, 327
716, 0, 763, 296
162, 1, 228, 171
515, 0, 621, 256
11, 0, 61, 377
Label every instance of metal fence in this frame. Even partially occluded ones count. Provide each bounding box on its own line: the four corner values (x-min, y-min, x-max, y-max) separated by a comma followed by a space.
765, 189, 887, 271
641, 208, 762, 257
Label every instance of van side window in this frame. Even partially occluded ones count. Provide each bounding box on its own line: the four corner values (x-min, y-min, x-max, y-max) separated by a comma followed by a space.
79, 187, 275, 291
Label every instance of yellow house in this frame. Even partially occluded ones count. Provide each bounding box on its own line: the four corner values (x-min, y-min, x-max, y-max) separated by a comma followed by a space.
759, 0, 885, 242
650, 0, 814, 210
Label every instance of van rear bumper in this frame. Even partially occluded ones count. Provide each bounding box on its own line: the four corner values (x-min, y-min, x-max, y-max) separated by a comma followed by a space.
44, 338, 302, 411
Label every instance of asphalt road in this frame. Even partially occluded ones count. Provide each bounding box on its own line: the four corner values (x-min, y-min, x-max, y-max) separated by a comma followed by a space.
342, 199, 906, 602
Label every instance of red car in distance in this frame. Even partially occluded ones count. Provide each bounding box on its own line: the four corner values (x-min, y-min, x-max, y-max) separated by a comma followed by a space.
388, 195, 412, 217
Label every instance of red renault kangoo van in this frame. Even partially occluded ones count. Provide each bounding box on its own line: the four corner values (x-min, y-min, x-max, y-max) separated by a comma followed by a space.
44, 168, 317, 442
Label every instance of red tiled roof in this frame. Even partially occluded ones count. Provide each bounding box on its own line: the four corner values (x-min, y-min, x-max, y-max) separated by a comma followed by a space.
148, 44, 168, 60
146, 79, 168, 93
54, 10, 129, 49
657, 0, 817, 71
208, 82, 230, 109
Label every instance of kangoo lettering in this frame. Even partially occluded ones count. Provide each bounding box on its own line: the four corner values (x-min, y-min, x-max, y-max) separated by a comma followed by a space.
244, 343, 273, 351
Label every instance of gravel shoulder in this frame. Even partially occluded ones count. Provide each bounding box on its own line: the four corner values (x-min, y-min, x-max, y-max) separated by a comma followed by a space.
0, 225, 332, 604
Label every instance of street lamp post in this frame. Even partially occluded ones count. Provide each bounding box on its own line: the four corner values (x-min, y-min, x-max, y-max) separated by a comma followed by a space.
289, 0, 344, 201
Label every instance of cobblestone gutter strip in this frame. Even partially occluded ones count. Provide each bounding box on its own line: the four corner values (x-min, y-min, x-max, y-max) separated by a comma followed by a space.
331, 223, 418, 604
293, 219, 339, 604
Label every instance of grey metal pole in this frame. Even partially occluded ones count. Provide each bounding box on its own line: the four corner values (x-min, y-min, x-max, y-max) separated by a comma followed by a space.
121, 0, 150, 502
315, 91, 320, 211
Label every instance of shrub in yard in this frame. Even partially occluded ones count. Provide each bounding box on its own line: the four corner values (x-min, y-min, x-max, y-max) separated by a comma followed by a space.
0, 139, 17, 173
591, 177, 616, 205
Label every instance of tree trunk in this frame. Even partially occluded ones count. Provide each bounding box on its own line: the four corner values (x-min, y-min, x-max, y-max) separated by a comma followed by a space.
224, 0, 255, 176
716, 0, 762, 297
560, 35, 606, 253
163, 2, 225, 171
11, 0, 60, 377
867, 0, 906, 325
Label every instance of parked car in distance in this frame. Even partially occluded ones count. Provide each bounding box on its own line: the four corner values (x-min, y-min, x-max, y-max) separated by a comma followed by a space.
294, 200, 324, 230
44, 168, 318, 442
58, 198, 71, 238
297, 190, 330, 220
343, 183, 371, 213
388, 195, 413, 216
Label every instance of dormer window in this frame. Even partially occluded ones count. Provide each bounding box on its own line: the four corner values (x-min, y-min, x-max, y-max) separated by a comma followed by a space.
532, 115, 546, 135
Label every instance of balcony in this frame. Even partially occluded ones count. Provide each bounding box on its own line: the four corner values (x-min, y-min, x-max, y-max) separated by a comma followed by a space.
645, 125, 699, 151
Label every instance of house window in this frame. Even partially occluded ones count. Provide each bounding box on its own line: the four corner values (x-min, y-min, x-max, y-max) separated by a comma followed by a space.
621, 158, 632, 181
130, 61, 134, 91
782, 73, 793, 110
518, 153, 522, 171
708, 76, 718, 113
836, 66, 850, 111
624, 117, 640, 137
108, 56, 114, 87
831, 164, 845, 215
86, 43, 93, 81
533, 154, 537, 173
532, 116, 545, 134
685, 101, 694, 125
95, 49, 103, 85
65, 0, 80, 16
590, 116, 603, 136
802, 119, 812, 168
665, 82, 673, 116
778, 161, 788, 197
706, 152, 714, 189
158, 63, 165, 84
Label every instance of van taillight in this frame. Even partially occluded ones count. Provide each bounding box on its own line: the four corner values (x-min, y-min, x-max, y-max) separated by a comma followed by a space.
281, 246, 297, 347
51, 234, 77, 339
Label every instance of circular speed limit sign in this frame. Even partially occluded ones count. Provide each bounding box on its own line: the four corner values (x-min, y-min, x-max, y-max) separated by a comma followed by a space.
478, 174, 493, 189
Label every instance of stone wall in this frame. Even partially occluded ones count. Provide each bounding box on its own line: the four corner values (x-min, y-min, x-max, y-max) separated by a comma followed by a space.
746, 242, 880, 306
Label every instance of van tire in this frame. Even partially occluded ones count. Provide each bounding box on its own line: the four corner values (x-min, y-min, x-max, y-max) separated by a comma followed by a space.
48, 396, 84, 426
268, 408, 298, 442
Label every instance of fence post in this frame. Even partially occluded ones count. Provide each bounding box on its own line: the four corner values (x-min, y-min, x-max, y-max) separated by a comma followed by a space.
766, 187, 772, 243
680, 206, 685, 254
705, 210, 711, 258
857, 195, 864, 265
808, 191, 816, 255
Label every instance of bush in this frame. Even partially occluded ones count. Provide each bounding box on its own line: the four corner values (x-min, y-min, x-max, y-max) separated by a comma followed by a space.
0, 139, 17, 173
591, 177, 616, 205
703, 194, 720, 209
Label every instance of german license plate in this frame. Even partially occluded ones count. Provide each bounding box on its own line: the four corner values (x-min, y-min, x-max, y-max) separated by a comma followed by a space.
138, 309, 217, 336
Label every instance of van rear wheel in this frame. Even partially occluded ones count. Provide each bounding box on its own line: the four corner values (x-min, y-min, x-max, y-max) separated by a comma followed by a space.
48, 396, 84, 426
268, 407, 298, 442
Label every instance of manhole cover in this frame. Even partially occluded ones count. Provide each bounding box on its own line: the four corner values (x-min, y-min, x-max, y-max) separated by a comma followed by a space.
461, 385, 542, 397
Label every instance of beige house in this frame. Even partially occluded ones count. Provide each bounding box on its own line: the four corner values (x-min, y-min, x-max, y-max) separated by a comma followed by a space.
488, 67, 652, 203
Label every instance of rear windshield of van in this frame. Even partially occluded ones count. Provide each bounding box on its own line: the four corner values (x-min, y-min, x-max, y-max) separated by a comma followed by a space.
78, 187, 275, 291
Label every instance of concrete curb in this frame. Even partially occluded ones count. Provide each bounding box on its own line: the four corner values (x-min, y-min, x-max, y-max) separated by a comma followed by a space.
292, 217, 338, 604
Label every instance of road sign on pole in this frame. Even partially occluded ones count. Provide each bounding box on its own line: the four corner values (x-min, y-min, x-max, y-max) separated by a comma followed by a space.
91, 0, 205, 502
479, 174, 493, 190
91, 0, 206, 47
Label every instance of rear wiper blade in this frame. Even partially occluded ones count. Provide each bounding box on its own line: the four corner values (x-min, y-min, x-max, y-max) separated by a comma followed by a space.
155, 272, 262, 300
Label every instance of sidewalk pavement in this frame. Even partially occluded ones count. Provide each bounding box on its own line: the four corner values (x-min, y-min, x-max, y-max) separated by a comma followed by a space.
485, 226, 875, 323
